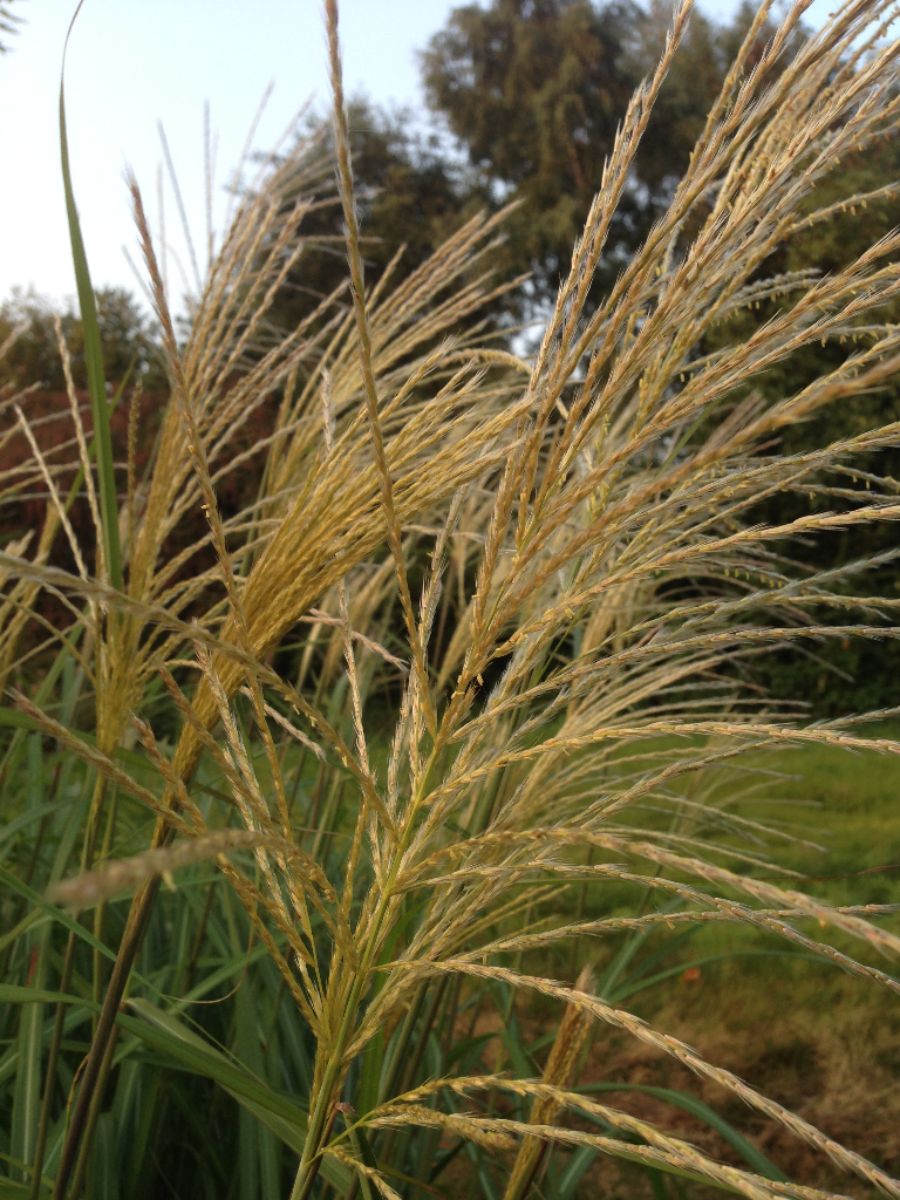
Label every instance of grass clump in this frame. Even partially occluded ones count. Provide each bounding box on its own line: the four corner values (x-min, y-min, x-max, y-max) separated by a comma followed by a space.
1, 1, 899, 1197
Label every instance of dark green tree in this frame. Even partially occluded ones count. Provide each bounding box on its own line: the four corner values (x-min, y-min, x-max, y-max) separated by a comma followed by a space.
262, 99, 487, 335
421, 0, 640, 299
777, 143, 899, 712
419, 0, 781, 307
0, 287, 163, 392
418, 0, 896, 711
695, 127, 900, 714
257, 4, 793, 333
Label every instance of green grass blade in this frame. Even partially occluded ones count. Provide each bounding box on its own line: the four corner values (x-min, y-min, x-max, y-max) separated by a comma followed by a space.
9, 934, 46, 1184
580, 1082, 787, 1181
555, 1145, 598, 1199
0, 866, 155, 987
0, 1182, 51, 1200
58, 1, 122, 590
119, 1000, 353, 1192
0, 986, 97, 1008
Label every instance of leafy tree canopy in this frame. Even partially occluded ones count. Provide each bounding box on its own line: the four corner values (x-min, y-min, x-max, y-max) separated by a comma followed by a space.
0, 287, 164, 392
421, 0, 639, 296
258, 97, 497, 336
419, 0, 787, 304
256, 2, 809, 333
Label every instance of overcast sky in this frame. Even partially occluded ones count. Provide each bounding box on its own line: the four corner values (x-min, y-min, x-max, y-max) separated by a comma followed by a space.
0, 0, 836, 310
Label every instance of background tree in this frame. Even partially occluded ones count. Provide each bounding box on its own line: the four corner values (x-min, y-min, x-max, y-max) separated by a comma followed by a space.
0, 287, 163, 392
261, 99, 490, 336
420, 0, 788, 310
728, 132, 900, 713
258, 2, 797, 334
421, 0, 640, 304
0, 289, 165, 582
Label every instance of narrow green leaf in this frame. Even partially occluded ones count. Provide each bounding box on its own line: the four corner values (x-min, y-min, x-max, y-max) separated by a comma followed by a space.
579, 1082, 787, 1181
0, 985, 96, 1008
59, 0, 122, 589
120, 999, 353, 1192
10, 933, 46, 1183
556, 1145, 598, 1200
0, 1181, 51, 1200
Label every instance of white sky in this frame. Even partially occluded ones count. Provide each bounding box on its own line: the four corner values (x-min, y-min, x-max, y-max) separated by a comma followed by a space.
0, 0, 836, 310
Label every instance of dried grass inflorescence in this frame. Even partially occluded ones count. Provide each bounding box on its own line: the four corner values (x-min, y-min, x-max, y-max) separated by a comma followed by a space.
3, 0, 899, 1197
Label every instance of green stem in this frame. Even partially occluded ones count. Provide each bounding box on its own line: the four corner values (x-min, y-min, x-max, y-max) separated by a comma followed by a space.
52, 877, 161, 1200
289, 735, 445, 1198
30, 933, 77, 1200
65, 1029, 119, 1200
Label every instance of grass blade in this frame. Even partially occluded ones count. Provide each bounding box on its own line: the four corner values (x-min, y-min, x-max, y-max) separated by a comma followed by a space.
120, 999, 353, 1192
580, 1083, 788, 1181
58, 1, 122, 590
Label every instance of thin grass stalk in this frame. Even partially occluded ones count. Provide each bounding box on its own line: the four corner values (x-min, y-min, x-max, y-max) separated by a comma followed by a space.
324, 0, 437, 739
51, 879, 158, 1200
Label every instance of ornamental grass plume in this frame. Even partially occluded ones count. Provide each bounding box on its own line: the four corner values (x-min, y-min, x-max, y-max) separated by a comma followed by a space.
2, 0, 900, 1197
